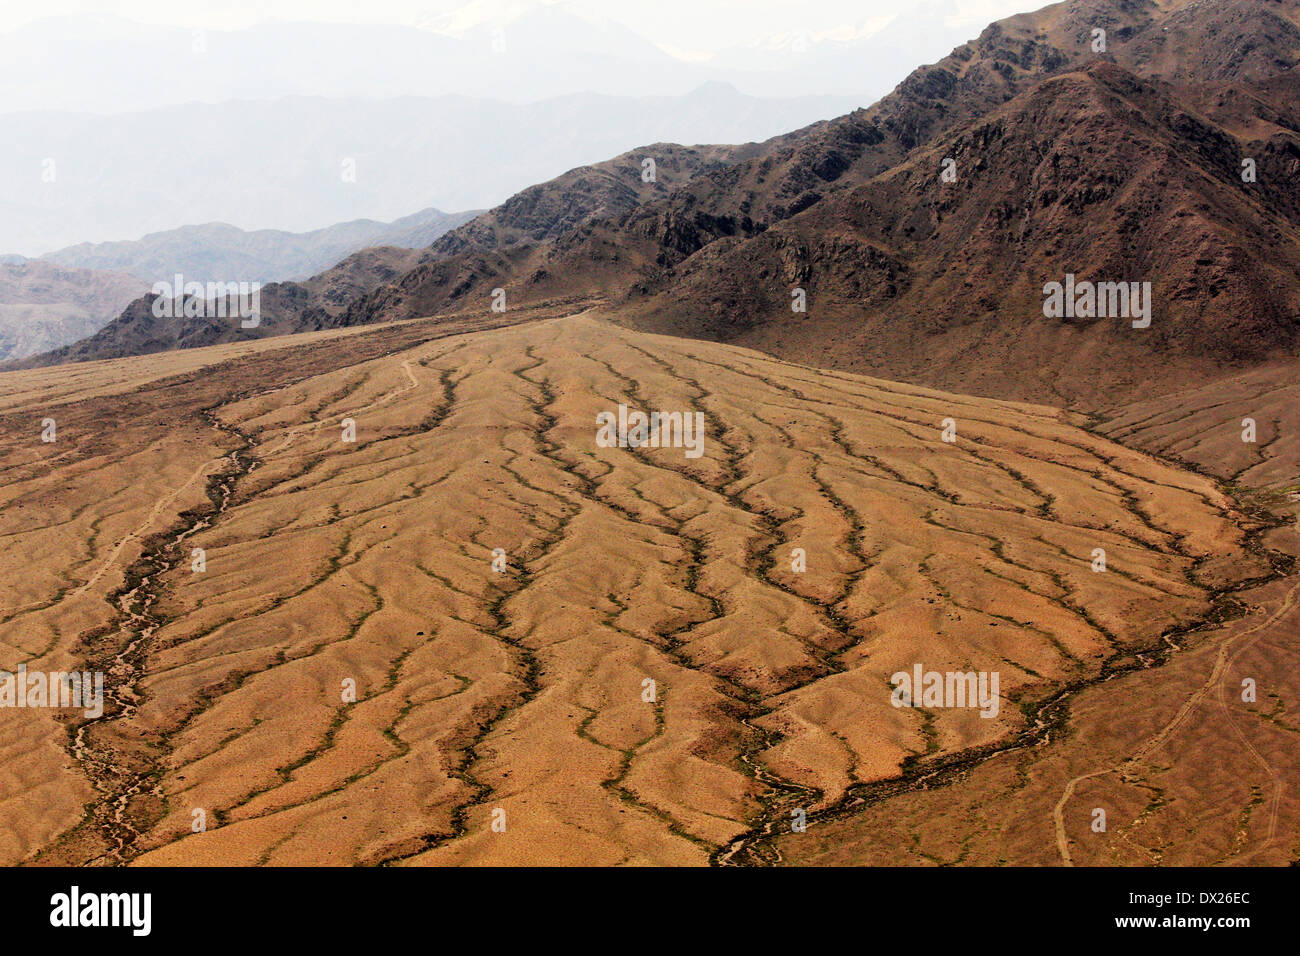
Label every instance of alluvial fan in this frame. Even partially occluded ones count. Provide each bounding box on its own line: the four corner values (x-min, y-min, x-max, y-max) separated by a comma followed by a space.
1, 309, 1279, 866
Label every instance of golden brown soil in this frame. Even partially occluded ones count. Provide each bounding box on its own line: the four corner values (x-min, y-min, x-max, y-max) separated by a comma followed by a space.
770, 361, 1300, 867
770, 515, 1300, 866
0, 309, 1278, 866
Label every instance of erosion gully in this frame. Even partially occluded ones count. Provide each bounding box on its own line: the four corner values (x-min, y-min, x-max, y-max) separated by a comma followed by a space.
50, 337, 1297, 868
715, 422, 1297, 866
65, 410, 257, 865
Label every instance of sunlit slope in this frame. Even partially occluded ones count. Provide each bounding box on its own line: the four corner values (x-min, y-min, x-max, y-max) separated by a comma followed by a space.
0, 312, 1251, 865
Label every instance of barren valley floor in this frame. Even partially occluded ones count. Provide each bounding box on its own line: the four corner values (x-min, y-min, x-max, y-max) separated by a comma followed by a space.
0, 309, 1295, 866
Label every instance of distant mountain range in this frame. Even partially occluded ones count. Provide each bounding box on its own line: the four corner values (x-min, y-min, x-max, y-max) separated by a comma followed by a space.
0, 206, 473, 361
0, 261, 147, 362
325, 0, 1300, 409
23, 144, 738, 364
0, 85, 863, 256
37, 0, 1300, 416
39, 207, 479, 285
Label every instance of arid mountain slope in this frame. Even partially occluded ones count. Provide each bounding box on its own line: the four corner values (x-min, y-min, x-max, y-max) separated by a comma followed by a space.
41, 1, 1300, 414
324, 0, 1300, 410
336, 0, 1137, 329
23, 0, 1133, 366
639, 60, 1300, 407
0, 308, 1274, 866
771, 511, 1300, 866
26, 144, 745, 367
1098, 360, 1300, 488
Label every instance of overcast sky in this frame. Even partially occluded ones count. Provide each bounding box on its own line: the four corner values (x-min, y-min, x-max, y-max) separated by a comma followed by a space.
0, 0, 1043, 59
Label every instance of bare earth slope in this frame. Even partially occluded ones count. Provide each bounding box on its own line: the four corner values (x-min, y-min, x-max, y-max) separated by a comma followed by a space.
0, 309, 1281, 866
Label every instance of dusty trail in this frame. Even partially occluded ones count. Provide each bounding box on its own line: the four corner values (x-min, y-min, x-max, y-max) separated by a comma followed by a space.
1053, 573, 1300, 865
71, 456, 228, 601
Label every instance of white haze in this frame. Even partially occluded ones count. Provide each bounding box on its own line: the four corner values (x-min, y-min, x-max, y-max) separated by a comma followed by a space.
0, 0, 1041, 255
